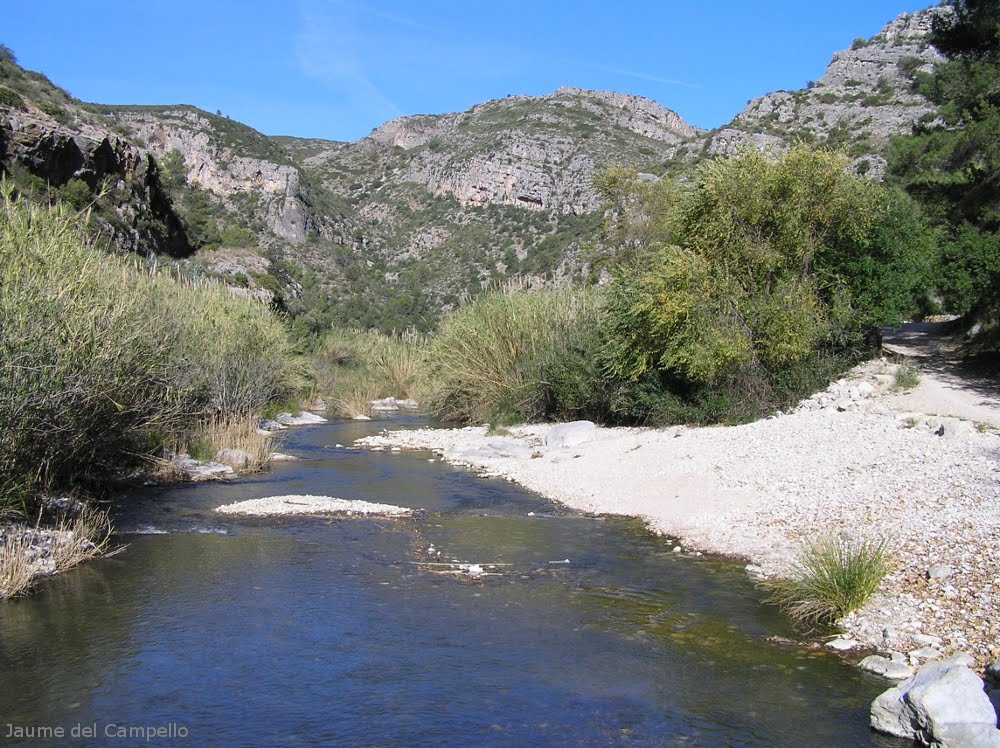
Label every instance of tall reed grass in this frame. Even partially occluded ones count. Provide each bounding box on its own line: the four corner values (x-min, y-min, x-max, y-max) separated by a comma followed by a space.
314, 328, 426, 417
422, 283, 599, 423
0, 183, 295, 510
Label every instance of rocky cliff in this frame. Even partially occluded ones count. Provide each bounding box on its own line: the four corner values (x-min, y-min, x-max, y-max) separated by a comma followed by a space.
98, 106, 315, 245
0, 64, 186, 255
703, 8, 944, 174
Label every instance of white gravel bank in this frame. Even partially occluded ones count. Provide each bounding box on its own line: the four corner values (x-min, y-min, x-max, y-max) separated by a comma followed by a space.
357, 359, 1000, 666
215, 495, 412, 517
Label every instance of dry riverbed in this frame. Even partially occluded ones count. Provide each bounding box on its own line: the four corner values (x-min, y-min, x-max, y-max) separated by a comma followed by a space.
357, 356, 1000, 671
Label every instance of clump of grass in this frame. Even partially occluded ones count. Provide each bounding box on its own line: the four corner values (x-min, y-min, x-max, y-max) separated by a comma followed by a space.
893, 360, 921, 391
422, 282, 598, 423
331, 383, 381, 419
313, 328, 427, 414
372, 331, 425, 400
50, 505, 117, 572
759, 534, 892, 629
194, 415, 277, 472
0, 534, 35, 599
1, 505, 119, 599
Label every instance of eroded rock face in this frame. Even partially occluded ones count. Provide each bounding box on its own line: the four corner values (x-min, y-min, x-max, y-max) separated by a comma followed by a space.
362, 87, 702, 214
0, 105, 187, 255
703, 9, 945, 159
104, 108, 313, 244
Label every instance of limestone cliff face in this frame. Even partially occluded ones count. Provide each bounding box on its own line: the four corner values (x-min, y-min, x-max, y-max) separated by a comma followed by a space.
703, 9, 944, 164
358, 87, 703, 214
102, 107, 313, 244
0, 103, 186, 255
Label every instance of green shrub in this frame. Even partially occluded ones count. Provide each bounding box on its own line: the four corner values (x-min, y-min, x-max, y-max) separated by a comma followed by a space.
599, 147, 933, 418
893, 360, 921, 390
422, 283, 598, 423
0, 86, 26, 110
759, 534, 891, 629
0, 184, 295, 510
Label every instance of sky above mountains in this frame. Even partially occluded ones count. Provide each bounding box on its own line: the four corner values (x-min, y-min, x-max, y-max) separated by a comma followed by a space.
6, 0, 928, 142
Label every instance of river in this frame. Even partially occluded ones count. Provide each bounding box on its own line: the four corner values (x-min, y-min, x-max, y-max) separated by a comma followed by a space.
0, 416, 907, 746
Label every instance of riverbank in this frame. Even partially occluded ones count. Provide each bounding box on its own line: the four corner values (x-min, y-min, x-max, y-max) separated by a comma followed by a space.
357, 355, 1000, 670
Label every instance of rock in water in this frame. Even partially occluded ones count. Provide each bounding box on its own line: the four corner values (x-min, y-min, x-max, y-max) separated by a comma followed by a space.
870, 653, 1000, 747
544, 421, 597, 449
275, 412, 328, 426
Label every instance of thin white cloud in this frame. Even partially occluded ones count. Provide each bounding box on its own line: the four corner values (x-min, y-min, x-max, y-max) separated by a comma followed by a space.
350, 2, 445, 35
595, 65, 702, 90
295, 0, 401, 123
560, 57, 701, 90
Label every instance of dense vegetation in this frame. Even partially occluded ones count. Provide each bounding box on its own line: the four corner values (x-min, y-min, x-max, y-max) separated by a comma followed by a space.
424, 147, 934, 426
888, 0, 1000, 336
0, 184, 296, 511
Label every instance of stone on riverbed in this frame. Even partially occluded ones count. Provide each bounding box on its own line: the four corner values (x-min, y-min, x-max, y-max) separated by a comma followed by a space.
275, 412, 328, 426
179, 458, 233, 481
214, 448, 252, 469
214, 495, 412, 517
544, 421, 597, 449
860, 654, 913, 680
871, 653, 1000, 747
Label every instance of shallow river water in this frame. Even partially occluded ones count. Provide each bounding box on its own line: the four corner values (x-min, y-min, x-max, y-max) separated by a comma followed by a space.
0, 417, 908, 746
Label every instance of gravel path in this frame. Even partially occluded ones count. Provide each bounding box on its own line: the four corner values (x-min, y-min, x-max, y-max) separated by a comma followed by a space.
357, 354, 1000, 669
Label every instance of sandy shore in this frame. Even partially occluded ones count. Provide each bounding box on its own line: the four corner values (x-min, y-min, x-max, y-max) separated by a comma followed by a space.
357, 357, 1000, 668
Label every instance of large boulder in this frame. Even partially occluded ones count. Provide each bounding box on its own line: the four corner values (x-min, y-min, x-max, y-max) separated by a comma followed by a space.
871, 654, 1000, 747
544, 421, 597, 449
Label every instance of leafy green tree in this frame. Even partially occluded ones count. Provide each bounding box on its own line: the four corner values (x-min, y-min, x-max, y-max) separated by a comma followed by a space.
889, 0, 1000, 326
601, 147, 933, 414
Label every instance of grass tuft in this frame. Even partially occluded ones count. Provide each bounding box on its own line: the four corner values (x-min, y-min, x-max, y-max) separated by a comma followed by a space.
422, 283, 598, 423
893, 360, 921, 391
195, 415, 278, 473
1, 505, 119, 599
759, 534, 892, 629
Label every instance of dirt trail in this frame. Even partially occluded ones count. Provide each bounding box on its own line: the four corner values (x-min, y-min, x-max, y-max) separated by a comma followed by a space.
883, 320, 1000, 429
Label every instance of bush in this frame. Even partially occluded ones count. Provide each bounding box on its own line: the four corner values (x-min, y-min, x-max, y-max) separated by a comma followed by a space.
599, 147, 933, 419
759, 534, 892, 629
0, 185, 295, 509
422, 283, 599, 423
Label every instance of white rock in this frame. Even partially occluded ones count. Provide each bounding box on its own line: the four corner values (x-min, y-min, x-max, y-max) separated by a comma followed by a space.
826, 637, 859, 651
353, 414, 372, 421
914, 633, 944, 646
860, 654, 914, 680
544, 421, 598, 449
927, 566, 955, 581
370, 397, 399, 411
465, 564, 484, 578
484, 438, 534, 459
871, 654, 1000, 747
214, 448, 252, 469
276, 411, 328, 426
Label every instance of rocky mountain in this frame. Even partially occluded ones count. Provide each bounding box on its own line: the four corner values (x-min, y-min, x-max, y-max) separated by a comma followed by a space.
0, 54, 186, 255
703, 9, 945, 176
0, 7, 948, 333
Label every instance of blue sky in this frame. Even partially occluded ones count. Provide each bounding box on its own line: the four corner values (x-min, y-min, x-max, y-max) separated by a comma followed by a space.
4, 1, 929, 142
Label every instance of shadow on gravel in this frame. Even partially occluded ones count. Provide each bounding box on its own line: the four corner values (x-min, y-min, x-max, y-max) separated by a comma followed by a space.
882, 320, 1000, 410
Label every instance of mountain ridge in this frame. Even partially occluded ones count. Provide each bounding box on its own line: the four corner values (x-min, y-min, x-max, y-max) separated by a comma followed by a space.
0, 7, 946, 331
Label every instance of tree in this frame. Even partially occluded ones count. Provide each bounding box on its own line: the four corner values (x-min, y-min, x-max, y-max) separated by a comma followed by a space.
888, 0, 1000, 327
602, 147, 933, 393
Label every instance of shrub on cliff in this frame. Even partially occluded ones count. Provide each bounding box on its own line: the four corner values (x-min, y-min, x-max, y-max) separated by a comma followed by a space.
0, 184, 294, 509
